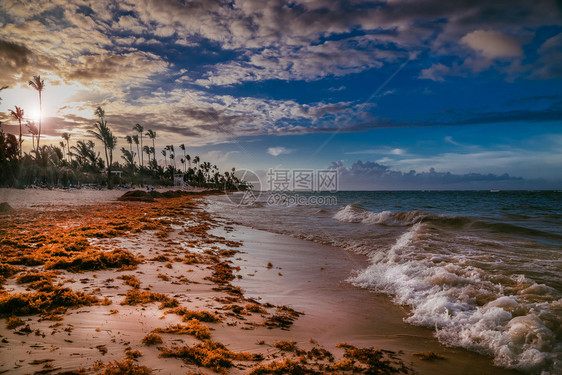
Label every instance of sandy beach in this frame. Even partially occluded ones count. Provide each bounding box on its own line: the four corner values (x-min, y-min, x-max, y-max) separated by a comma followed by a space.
0, 188, 521, 374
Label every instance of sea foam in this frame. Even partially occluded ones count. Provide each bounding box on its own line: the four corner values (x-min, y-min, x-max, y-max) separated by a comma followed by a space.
349, 223, 562, 374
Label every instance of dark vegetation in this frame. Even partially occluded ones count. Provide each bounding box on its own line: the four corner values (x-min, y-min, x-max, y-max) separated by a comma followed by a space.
1, 77, 251, 190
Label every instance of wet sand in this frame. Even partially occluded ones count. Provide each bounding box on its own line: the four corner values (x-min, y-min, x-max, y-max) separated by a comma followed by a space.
0, 188, 521, 374
214, 224, 521, 375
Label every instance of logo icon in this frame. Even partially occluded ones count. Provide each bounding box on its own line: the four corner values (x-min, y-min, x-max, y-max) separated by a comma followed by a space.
225, 169, 262, 206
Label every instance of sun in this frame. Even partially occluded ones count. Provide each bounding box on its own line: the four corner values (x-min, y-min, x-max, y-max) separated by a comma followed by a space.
29, 109, 41, 122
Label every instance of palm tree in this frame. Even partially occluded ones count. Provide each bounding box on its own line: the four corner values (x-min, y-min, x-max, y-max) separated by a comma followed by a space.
169, 152, 175, 169
62, 132, 71, 161
125, 135, 133, 153
132, 135, 140, 167
180, 157, 185, 173
26, 121, 38, 151
133, 123, 144, 167
169, 145, 175, 168
59, 141, 66, 161
145, 129, 156, 163
193, 155, 200, 170
28, 76, 45, 149
186, 154, 191, 168
120, 147, 136, 172
88, 107, 117, 188
71, 140, 101, 172
143, 145, 151, 167
9, 106, 24, 158
161, 149, 167, 168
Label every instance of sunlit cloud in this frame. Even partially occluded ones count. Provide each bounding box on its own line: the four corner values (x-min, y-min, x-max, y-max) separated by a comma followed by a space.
267, 147, 293, 156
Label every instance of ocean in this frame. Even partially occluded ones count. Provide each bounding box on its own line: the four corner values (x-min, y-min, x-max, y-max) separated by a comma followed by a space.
205, 190, 562, 374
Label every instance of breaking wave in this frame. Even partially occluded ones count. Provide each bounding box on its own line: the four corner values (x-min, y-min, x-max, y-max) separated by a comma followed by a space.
349, 223, 562, 374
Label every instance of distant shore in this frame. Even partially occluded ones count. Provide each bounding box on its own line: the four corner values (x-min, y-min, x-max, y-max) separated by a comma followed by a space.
0, 189, 521, 374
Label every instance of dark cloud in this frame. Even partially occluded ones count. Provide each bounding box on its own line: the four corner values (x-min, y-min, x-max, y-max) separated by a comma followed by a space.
0, 39, 33, 85
0, 39, 31, 69
65, 52, 168, 83
328, 160, 551, 190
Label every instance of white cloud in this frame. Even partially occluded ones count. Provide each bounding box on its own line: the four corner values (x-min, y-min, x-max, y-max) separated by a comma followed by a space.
419, 63, 452, 82
267, 146, 292, 156
444, 136, 460, 146
345, 147, 406, 155
461, 30, 523, 59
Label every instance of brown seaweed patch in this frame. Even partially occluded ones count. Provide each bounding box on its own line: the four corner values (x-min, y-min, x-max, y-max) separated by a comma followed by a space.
274, 341, 298, 352
153, 319, 211, 340
265, 305, 303, 329
166, 307, 221, 323
248, 358, 315, 375
245, 303, 267, 314
16, 271, 58, 285
44, 249, 140, 272
0, 287, 100, 316
334, 343, 411, 374
6, 316, 25, 329
120, 289, 178, 308
0, 263, 22, 284
142, 332, 163, 346
117, 274, 141, 289
95, 358, 152, 374
158, 340, 259, 374
306, 347, 334, 362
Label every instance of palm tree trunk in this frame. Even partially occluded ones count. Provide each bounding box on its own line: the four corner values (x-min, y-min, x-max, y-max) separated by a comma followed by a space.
18, 119, 22, 158
37, 92, 42, 149
140, 134, 143, 167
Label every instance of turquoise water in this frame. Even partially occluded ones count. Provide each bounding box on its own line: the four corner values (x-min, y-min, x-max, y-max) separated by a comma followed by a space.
206, 191, 562, 374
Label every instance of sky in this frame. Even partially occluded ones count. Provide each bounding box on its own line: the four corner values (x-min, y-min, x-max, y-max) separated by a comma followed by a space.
0, 0, 561, 190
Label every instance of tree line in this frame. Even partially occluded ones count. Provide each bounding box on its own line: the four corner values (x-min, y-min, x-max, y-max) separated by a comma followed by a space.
0, 77, 245, 190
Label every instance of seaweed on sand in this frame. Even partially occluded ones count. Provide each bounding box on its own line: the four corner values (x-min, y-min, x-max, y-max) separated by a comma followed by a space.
120, 289, 178, 308
0, 286, 100, 316
166, 307, 221, 323
142, 332, 163, 345
274, 341, 298, 352
0, 263, 22, 284
44, 248, 140, 272
117, 274, 141, 289
333, 343, 412, 374
95, 359, 152, 375
158, 340, 259, 374
207, 261, 236, 284
265, 305, 303, 329
153, 319, 211, 340
16, 270, 58, 285
248, 358, 317, 375
6, 316, 25, 329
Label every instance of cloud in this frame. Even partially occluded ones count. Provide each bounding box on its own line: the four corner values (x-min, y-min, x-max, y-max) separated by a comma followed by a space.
444, 136, 460, 146
327, 160, 553, 190
345, 147, 406, 155
0, 0, 561, 151
64, 52, 169, 84
461, 30, 523, 59
531, 32, 562, 79
267, 146, 292, 156
419, 63, 453, 82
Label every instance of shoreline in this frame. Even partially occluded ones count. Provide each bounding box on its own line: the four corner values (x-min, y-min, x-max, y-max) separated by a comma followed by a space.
0, 189, 522, 374
212, 223, 522, 375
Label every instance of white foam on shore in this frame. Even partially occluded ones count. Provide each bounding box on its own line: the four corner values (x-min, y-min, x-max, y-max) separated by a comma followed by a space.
349, 223, 562, 374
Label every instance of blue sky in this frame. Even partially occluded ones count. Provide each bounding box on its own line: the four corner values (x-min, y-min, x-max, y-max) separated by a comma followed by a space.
0, 0, 561, 189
